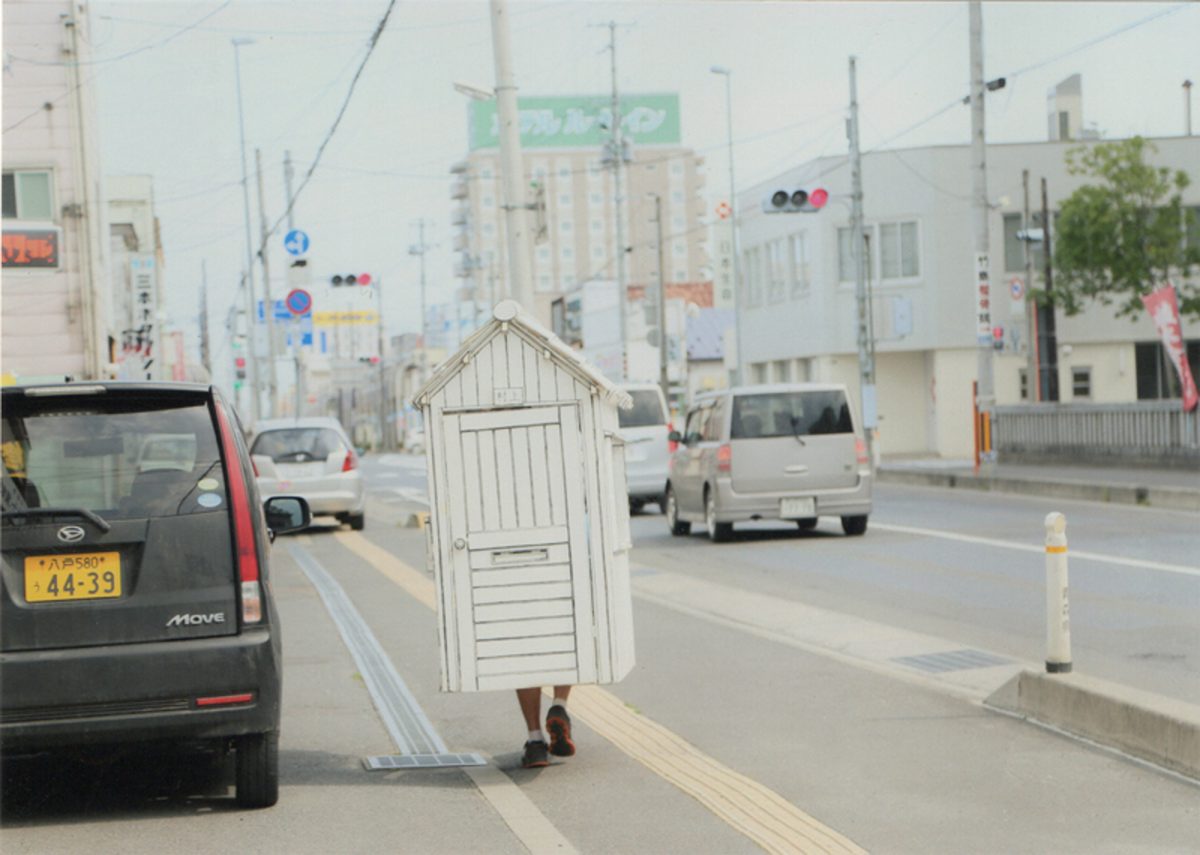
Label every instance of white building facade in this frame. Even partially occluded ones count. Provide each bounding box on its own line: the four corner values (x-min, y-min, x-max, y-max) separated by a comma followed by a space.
736, 135, 1200, 459
2, 0, 112, 383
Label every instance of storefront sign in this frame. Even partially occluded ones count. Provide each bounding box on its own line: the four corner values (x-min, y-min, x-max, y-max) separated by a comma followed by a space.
2, 228, 60, 268
469, 94, 680, 150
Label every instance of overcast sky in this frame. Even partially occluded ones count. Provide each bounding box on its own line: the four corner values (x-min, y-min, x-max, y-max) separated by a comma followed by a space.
82, 0, 1199, 375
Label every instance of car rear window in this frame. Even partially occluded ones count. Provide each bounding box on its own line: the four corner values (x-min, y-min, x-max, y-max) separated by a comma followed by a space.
730, 391, 853, 439
619, 390, 667, 428
2, 394, 224, 520
251, 427, 346, 463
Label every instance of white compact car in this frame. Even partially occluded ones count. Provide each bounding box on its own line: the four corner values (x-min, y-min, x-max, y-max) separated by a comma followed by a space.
618, 383, 673, 513
250, 417, 366, 530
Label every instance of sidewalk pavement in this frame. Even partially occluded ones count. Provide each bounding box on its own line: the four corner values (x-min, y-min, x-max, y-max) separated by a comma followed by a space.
876, 457, 1200, 512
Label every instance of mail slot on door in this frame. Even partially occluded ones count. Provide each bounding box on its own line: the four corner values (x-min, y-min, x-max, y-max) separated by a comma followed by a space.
491, 548, 550, 566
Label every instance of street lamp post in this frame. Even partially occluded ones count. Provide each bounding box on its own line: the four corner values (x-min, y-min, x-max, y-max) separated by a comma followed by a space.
710, 65, 743, 387
232, 37, 261, 423
648, 193, 669, 405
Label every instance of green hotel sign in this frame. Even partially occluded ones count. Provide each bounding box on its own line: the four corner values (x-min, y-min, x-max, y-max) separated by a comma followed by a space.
469, 94, 680, 150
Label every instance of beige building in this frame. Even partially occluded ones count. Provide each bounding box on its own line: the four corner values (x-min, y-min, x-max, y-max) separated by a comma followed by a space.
451, 94, 709, 324
2, 0, 112, 383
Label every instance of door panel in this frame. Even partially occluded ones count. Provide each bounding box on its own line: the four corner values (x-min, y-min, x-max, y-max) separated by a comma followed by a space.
443, 405, 591, 690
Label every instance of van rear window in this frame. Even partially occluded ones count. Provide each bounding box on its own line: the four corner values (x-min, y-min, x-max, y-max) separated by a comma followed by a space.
2, 395, 224, 520
731, 391, 853, 439
619, 390, 667, 428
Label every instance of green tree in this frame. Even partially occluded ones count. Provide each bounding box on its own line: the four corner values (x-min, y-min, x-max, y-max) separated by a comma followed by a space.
1051, 136, 1199, 320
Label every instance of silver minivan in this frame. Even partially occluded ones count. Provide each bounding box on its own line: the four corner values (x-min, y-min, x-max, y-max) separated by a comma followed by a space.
618, 383, 672, 513
665, 383, 872, 541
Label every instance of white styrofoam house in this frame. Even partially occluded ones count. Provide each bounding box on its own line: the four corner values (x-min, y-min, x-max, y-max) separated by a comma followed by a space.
414, 301, 636, 693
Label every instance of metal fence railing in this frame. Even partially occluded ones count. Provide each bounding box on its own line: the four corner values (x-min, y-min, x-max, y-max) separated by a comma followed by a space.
994, 401, 1200, 465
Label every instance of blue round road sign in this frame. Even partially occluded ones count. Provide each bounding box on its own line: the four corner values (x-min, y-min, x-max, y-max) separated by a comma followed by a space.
283, 229, 310, 257
285, 288, 313, 316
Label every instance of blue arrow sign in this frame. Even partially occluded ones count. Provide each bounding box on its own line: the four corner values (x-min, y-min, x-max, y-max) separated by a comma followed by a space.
283, 229, 310, 257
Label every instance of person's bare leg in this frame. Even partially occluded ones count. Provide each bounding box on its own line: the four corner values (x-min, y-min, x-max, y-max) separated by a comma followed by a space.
516, 687, 543, 733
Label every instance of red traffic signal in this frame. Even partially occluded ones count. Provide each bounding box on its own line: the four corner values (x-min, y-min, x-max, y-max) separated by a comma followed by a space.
234, 357, 246, 368
763, 187, 829, 214
331, 273, 373, 286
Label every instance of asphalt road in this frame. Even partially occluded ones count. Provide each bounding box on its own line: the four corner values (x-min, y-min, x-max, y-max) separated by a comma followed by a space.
2, 453, 1197, 853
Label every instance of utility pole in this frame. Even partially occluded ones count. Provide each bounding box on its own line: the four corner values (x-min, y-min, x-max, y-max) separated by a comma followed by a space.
376, 276, 388, 450
283, 150, 296, 231
650, 193, 669, 404
233, 38, 260, 423
409, 220, 431, 386
489, 0, 533, 307
969, 0, 996, 467
1184, 80, 1194, 137
199, 261, 212, 378
848, 56, 874, 463
1022, 170, 1039, 402
255, 147, 279, 418
599, 20, 629, 380
1039, 177, 1060, 401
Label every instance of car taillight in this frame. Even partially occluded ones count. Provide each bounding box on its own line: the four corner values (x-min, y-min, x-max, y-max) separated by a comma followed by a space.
667, 422, 678, 454
855, 437, 869, 465
717, 443, 732, 473
214, 401, 262, 624
342, 450, 358, 472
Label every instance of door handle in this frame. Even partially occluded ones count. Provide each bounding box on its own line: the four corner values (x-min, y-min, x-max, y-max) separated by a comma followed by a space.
454, 538, 466, 550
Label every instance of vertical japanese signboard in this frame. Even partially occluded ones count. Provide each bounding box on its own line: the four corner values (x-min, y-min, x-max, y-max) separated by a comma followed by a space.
130, 254, 158, 381
974, 252, 992, 344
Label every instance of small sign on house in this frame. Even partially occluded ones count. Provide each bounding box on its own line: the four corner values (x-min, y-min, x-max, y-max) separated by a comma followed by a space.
415, 300, 635, 693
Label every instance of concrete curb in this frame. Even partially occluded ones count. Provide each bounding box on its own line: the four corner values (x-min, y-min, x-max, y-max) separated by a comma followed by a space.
876, 468, 1200, 512
984, 670, 1200, 782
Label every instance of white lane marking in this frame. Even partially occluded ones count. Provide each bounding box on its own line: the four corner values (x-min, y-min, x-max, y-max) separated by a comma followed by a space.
464, 764, 580, 855
873, 522, 1200, 578
393, 487, 430, 506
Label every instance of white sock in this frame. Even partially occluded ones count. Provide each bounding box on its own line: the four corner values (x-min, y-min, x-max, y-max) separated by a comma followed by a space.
551, 696, 568, 710
528, 729, 545, 743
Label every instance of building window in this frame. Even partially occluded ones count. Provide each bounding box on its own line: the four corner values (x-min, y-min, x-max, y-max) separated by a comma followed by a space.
673, 241, 686, 257
482, 195, 495, 208
591, 219, 603, 232
672, 216, 684, 230
1135, 340, 1200, 400
480, 167, 494, 179
674, 269, 687, 281
751, 363, 768, 384
1019, 368, 1029, 401
590, 193, 603, 205
560, 220, 573, 233
744, 247, 763, 307
788, 232, 809, 298
773, 360, 791, 383
671, 191, 684, 204
592, 247, 604, 259
537, 247, 550, 262
2, 170, 53, 220
671, 161, 684, 176
766, 239, 786, 304
878, 221, 919, 279
1003, 212, 1047, 273
1071, 366, 1092, 399
561, 247, 574, 260
559, 194, 572, 206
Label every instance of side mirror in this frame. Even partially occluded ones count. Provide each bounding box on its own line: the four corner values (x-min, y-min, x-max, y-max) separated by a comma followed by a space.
667, 430, 682, 444
264, 496, 312, 540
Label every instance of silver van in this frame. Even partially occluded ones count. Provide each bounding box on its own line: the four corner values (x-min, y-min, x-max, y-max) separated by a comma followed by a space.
618, 383, 672, 513
665, 383, 872, 541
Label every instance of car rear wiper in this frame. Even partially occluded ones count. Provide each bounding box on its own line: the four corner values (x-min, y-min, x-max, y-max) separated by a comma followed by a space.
788, 416, 808, 447
1, 507, 113, 533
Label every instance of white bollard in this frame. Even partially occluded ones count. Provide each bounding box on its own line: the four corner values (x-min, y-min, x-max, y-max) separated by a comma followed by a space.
1044, 512, 1072, 673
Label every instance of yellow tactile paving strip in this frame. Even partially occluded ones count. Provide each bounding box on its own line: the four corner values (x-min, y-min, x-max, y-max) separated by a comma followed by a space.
335, 530, 866, 854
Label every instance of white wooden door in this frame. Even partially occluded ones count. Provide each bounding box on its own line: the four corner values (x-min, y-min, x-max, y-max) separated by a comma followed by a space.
440, 405, 595, 691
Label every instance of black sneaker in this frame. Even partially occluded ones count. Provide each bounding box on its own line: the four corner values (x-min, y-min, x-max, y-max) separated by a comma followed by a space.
546, 705, 575, 757
521, 739, 549, 768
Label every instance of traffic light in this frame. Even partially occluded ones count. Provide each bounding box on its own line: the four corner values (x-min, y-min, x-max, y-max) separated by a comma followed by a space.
992, 325, 1005, 351
330, 273, 373, 286
234, 356, 247, 380
761, 187, 829, 214
358, 355, 381, 365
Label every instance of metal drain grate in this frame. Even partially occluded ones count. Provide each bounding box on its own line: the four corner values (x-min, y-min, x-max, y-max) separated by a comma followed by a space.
892, 649, 1012, 674
365, 753, 487, 770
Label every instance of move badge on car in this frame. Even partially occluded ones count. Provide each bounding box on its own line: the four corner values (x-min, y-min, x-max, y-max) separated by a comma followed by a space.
24, 552, 121, 602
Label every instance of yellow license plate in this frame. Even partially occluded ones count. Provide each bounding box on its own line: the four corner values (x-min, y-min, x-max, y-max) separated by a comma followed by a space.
24, 552, 122, 603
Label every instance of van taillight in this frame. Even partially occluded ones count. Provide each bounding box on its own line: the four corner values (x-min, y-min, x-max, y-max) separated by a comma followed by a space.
717, 443, 732, 473
667, 422, 678, 454
342, 450, 358, 472
855, 437, 869, 465
214, 401, 262, 624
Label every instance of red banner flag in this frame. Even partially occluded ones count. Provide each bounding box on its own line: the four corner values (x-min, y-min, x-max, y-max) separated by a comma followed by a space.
1141, 282, 1198, 412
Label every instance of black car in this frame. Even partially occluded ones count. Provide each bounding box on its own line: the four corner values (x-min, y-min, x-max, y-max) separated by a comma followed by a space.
0, 382, 309, 808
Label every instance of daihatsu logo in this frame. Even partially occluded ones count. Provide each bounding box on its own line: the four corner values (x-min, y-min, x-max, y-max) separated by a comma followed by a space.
166, 613, 226, 628
57, 526, 86, 543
